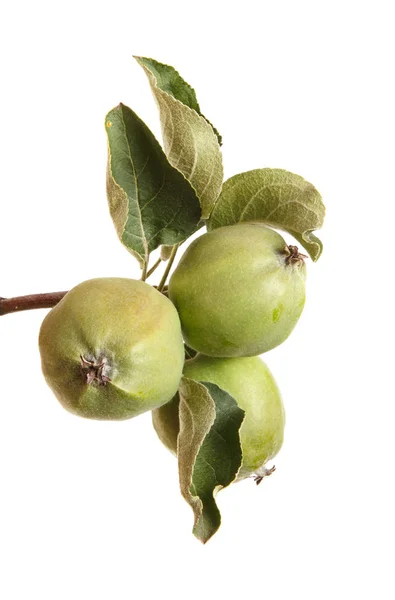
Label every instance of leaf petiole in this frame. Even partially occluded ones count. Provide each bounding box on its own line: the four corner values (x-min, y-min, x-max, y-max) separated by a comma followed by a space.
140, 262, 148, 282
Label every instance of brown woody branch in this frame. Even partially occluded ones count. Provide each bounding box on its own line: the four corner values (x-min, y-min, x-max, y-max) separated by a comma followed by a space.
0, 292, 67, 316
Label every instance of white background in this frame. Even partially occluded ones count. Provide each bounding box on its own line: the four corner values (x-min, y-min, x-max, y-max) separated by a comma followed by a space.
0, 1, 394, 598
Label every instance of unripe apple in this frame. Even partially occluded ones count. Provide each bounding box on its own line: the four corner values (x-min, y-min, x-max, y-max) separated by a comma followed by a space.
152, 354, 285, 480
39, 278, 184, 420
168, 224, 306, 357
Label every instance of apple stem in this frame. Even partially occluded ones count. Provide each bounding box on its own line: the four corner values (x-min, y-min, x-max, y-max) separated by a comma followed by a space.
0, 292, 68, 316
157, 244, 179, 292
146, 257, 162, 279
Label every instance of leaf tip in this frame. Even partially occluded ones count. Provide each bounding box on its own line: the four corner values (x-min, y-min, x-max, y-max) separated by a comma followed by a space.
195, 533, 210, 545
301, 231, 324, 262
311, 244, 323, 262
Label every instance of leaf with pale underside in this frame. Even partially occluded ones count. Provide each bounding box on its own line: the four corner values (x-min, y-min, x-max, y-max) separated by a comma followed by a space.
135, 57, 224, 219
134, 56, 222, 144
178, 377, 245, 544
208, 168, 326, 261
105, 104, 201, 271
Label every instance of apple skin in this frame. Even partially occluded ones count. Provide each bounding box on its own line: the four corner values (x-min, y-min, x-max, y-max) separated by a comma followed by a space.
152, 354, 285, 479
39, 278, 185, 420
168, 224, 306, 357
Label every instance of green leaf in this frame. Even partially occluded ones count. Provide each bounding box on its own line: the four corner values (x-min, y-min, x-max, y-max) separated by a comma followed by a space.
134, 56, 222, 145
105, 104, 201, 271
178, 377, 245, 544
135, 57, 224, 219
208, 168, 326, 261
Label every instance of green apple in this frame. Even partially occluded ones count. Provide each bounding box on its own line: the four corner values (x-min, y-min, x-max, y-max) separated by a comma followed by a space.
168, 223, 306, 357
39, 278, 184, 420
152, 354, 285, 480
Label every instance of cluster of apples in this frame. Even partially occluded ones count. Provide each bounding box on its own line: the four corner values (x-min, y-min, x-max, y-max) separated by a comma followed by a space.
2, 56, 324, 543
39, 221, 306, 482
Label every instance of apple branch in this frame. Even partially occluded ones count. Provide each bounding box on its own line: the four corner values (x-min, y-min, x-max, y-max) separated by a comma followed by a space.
0, 292, 67, 316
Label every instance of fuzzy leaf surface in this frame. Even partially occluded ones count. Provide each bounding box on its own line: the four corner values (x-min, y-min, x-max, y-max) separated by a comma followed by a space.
134, 56, 222, 145
105, 104, 201, 270
178, 377, 244, 543
208, 168, 325, 261
135, 57, 224, 219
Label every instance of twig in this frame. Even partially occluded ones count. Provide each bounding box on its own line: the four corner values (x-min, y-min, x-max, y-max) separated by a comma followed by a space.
146, 257, 162, 280
0, 292, 67, 316
157, 245, 179, 292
